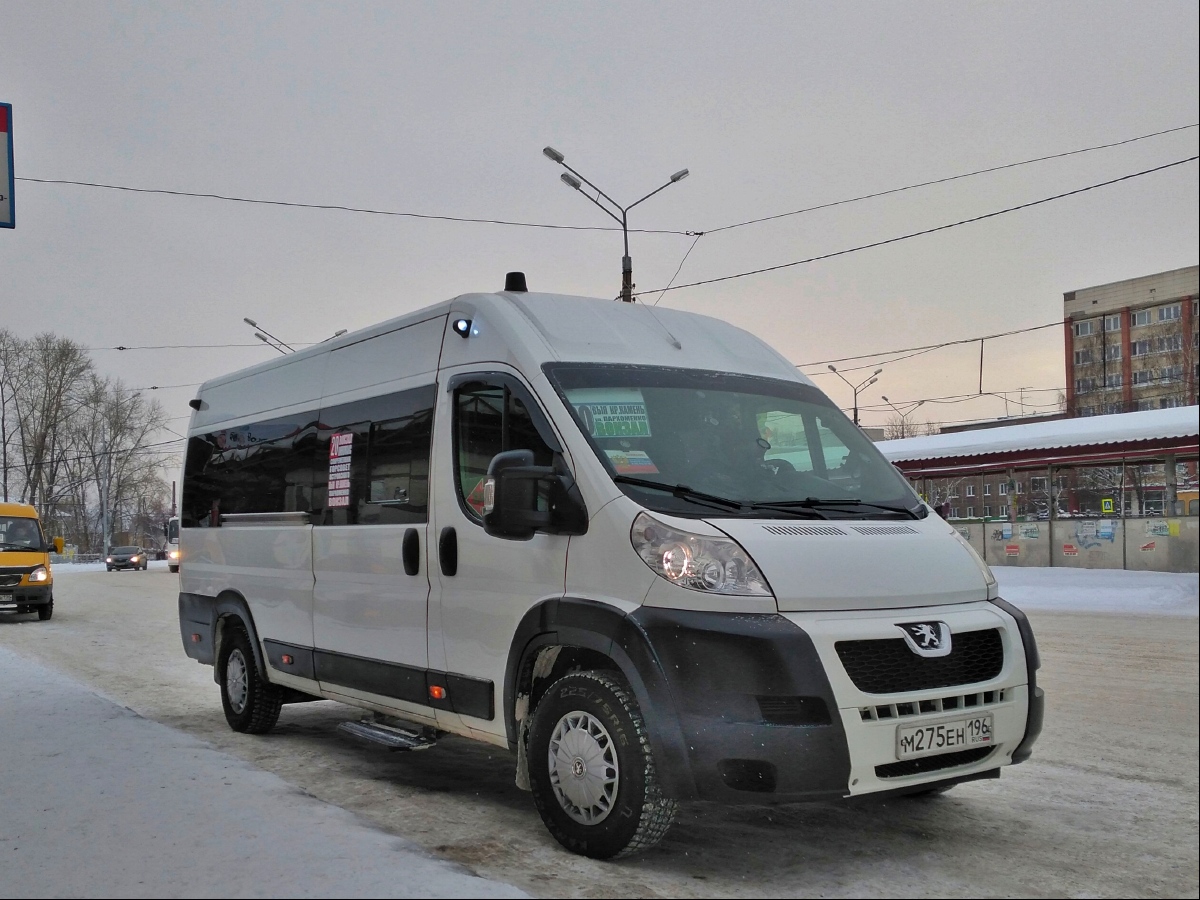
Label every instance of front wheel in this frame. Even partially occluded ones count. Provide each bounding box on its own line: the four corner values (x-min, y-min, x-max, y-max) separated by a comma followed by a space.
526, 670, 677, 859
37, 600, 53, 621
217, 623, 283, 733
168, 565, 179, 574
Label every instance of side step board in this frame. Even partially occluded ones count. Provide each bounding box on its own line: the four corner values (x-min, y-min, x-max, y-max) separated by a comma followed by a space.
338, 720, 438, 752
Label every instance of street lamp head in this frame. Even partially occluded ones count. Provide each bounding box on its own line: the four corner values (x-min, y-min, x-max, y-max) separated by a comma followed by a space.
872, 368, 883, 376
670, 168, 689, 183
543, 146, 565, 164
881, 395, 890, 403
243, 317, 258, 327
827, 364, 838, 373
867, 377, 878, 387
560, 172, 582, 190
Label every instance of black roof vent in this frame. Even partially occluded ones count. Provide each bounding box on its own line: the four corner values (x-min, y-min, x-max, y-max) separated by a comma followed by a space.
504, 271, 528, 292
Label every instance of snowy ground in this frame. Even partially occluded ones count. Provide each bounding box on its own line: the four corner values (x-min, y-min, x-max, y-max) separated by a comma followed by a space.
994, 566, 1199, 616
3, 564, 1196, 897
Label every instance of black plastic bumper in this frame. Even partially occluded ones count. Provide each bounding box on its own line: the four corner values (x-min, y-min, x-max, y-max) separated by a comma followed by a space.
0, 584, 53, 607
625, 607, 852, 803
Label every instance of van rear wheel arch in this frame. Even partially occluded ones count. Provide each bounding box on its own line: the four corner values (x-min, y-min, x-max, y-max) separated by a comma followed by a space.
211, 591, 269, 685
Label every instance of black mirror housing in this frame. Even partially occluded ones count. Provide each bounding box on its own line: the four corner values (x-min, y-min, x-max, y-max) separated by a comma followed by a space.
482, 450, 588, 540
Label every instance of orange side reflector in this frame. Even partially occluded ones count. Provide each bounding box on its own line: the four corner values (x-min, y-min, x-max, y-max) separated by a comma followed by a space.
429, 685, 447, 700
190, 633, 202, 643
281, 654, 294, 665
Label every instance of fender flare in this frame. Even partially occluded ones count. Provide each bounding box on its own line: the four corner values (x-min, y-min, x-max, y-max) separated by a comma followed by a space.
207, 592, 271, 681
504, 596, 698, 800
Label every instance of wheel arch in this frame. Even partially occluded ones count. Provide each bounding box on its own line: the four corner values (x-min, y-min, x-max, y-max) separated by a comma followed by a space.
210, 590, 269, 685
505, 596, 698, 801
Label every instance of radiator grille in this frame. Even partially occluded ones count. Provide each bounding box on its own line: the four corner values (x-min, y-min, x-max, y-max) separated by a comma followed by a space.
835, 629, 1004, 694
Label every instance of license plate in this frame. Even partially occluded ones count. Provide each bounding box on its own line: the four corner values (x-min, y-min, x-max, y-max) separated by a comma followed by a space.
896, 714, 993, 760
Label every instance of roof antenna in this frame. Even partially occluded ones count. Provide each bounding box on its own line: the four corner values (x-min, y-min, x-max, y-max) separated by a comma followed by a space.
504, 272, 528, 292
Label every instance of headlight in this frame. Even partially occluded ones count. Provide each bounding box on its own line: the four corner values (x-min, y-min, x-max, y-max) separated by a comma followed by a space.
631, 512, 772, 596
130, 555, 139, 562
29, 565, 49, 583
106, 557, 113, 563
168, 549, 179, 560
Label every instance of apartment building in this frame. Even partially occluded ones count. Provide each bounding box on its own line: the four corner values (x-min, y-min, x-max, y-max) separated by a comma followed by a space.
1063, 265, 1198, 416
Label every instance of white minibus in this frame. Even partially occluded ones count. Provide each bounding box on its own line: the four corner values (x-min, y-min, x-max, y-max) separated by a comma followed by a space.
179, 275, 1042, 858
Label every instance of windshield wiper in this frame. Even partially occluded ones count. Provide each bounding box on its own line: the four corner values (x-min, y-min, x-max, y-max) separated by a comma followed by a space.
612, 477, 828, 519
750, 497, 921, 519
612, 475, 744, 511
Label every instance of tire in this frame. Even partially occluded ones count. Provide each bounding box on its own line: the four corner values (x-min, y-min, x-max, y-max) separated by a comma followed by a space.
217, 623, 283, 734
37, 600, 53, 621
107, 566, 113, 572
168, 565, 179, 574
526, 670, 678, 859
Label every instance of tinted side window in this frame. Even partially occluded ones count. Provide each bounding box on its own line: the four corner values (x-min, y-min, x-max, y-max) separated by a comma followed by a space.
313, 385, 435, 526
454, 383, 554, 520
181, 413, 319, 526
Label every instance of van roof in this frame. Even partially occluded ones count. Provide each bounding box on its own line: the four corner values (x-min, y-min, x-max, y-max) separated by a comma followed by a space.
191, 289, 811, 429
0, 502, 39, 519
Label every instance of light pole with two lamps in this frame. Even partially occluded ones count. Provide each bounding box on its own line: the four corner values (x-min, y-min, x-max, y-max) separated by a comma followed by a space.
827, 365, 882, 427
543, 146, 689, 303
881, 395, 926, 438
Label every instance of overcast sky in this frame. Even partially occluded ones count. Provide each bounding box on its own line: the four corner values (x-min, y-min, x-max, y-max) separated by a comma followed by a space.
2, 2, 1197, 465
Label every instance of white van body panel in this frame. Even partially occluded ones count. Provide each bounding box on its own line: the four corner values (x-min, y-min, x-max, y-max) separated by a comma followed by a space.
184, 524, 315, 648
715, 517, 988, 611
318, 314, 445, 407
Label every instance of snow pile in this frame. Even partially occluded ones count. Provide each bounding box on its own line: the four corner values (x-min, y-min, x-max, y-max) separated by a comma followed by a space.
995, 567, 1198, 617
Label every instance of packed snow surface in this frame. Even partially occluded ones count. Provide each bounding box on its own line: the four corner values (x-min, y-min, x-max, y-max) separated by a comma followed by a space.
994, 566, 1198, 617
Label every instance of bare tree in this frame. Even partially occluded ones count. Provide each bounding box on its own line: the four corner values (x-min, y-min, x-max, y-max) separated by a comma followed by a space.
5, 333, 93, 509
69, 374, 169, 551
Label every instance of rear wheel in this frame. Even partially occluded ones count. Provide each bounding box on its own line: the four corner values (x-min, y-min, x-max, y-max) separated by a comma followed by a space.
217, 623, 283, 733
527, 670, 677, 859
168, 565, 179, 574
37, 600, 53, 621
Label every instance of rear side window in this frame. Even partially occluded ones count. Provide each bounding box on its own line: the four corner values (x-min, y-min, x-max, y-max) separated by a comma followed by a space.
313, 385, 436, 526
182, 413, 320, 526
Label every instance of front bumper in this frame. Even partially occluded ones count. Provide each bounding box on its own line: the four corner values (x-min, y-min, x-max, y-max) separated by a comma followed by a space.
629, 598, 1040, 803
0, 584, 53, 610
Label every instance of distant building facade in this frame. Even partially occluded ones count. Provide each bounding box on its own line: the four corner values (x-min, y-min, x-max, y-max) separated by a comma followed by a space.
1063, 265, 1198, 417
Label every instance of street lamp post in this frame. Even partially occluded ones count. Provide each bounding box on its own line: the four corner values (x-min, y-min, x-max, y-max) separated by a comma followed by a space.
543, 146, 689, 303
828, 365, 882, 426
881, 395, 926, 438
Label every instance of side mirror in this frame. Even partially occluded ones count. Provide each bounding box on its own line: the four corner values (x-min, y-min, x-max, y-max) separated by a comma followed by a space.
482, 450, 588, 540
54, 537, 64, 555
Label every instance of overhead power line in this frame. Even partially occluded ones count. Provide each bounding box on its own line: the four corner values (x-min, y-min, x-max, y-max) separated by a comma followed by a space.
646, 156, 1199, 295
15, 177, 688, 236
16, 124, 1195, 238
799, 320, 1064, 368
704, 123, 1198, 234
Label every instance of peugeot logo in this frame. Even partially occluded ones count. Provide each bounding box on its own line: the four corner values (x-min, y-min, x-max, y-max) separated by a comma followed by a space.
897, 621, 952, 658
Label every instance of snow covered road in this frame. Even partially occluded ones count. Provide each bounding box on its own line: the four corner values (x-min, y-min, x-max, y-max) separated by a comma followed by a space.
1, 565, 1196, 898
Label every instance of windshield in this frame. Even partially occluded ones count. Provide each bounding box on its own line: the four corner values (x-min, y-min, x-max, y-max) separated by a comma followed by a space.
0, 516, 45, 550
545, 364, 923, 519
112, 546, 139, 554
167, 519, 179, 543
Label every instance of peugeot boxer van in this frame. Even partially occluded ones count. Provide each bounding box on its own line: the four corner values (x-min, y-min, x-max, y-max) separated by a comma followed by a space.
1, 502, 64, 621
178, 277, 1043, 858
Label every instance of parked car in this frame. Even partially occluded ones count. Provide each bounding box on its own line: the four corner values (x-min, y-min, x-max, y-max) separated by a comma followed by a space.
106, 546, 149, 571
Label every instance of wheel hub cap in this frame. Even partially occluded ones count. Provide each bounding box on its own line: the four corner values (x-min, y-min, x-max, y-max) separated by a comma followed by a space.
548, 710, 619, 825
226, 649, 249, 714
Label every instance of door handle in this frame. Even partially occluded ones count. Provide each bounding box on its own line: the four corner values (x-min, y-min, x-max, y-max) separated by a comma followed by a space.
438, 526, 457, 577
402, 528, 420, 577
